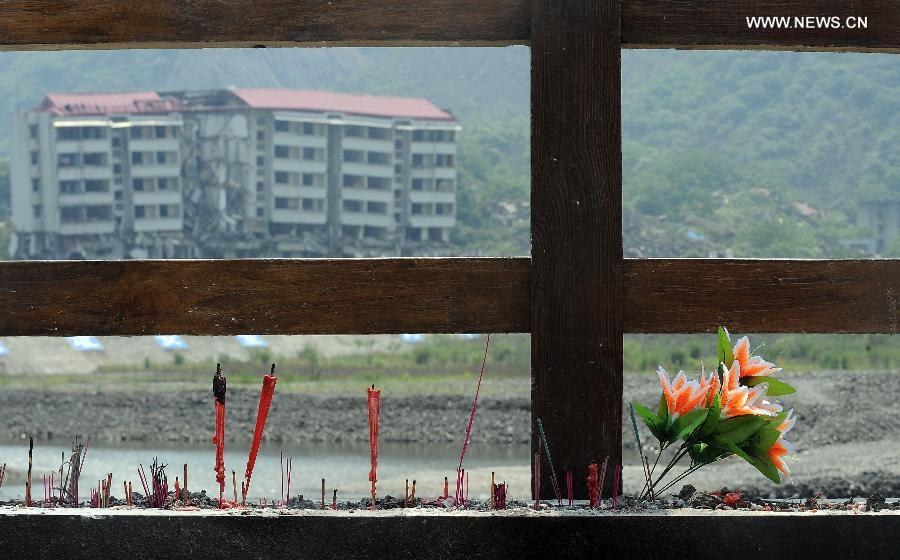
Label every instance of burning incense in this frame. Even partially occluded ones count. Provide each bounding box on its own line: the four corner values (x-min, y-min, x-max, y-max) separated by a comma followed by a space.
286, 457, 292, 506
322, 478, 326, 510
212, 364, 227, 508
404, 479, 409, 508
536, 418, 562, 505
332, 489, 337, 510
0, 462, 6, 489
599, 456, 609, 506
232, 470, 237, 504
25, 436, 33, 507
183, 463, 188, 504
443, 476, 449, 500
533, 453, 541, 509
411, 480, 416, 505
612, 465, 622, 509
455, 335, 491, 506
566, 467, 574, 506
367, 384, 381, 509
244, 364, 277, 501
587, 463, 600, 508
494, 482, 507, 509
629, 403, 654, 499
490, 471, 495, 510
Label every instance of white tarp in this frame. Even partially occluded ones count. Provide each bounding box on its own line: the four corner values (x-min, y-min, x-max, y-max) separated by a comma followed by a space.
154, 335, 188, 350
235, 335, 268, 348
67, 336, 104, 352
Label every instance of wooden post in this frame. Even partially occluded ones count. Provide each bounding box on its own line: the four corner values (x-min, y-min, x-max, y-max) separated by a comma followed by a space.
531, 0, 623, 499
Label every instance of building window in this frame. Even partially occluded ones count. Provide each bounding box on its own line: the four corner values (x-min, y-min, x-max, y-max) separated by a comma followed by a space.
302, 147, 320, 161
29, 125, 38, 139
368, 127, 390, 140
156, 151, 175, 165
436, 179, 455, 192
159, 205, 169, 218
133, 178, 146, 191
275, 171, 290, 184
411, 203, 424, 215
274, 145, 290, 158
82, 127, 107, 140
58, 153, 79, 167
83, 153, 107, 166
411, 154, 425, 168
132, 152, 145, 165
436, 203, 454, 215
367, 152, 391, 165
256, 181, 266, 192
85, 179, 109, 193
130, 126, 146, 139
436, 154, 455, 167
33, 205, 42, 219
61, 206, 81, 223
343, 149, 364, 163
275, 120, 290, 132
32, 179, 41, 193
57, 127, 81, 141
367, 201, 388, 214
342, 199, 363, 212
412, 178, 424, 191
155, 126, 169, 139
342, 175, 364, 189
256, 207, 265, 217
31, 151, 39, 165
275, 197, 299, 210
367, 177, 391, 190
114, 190, 123, 201
302, 123, 318, 135
59, 180, 81, 194
134, 205, 146, 219
86, 205, 111, 221
302, 198, 323, 211
344, 126, 364, 138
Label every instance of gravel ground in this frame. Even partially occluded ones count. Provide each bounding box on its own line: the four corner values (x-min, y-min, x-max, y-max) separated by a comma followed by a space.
1, 369, 898, 498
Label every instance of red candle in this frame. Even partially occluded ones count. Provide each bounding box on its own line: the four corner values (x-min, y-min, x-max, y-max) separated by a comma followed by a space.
212, 364, 227, 508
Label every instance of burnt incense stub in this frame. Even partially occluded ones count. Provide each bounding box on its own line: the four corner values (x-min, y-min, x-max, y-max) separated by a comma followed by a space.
213, 363, 227, 404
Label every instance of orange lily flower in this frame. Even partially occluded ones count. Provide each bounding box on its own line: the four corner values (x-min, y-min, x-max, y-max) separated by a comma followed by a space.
769, 409, 796, 478
732, 335, 780, 378
657, 367, 710, 418
719, 361, 780, 418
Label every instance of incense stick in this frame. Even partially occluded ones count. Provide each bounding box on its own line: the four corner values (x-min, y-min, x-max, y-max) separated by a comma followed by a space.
536, 418, 562, 505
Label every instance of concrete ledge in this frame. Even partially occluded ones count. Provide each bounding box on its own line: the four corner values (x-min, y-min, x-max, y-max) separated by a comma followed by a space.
1, 508, 899, 559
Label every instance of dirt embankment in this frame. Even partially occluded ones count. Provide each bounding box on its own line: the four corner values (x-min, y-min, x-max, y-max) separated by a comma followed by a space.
2, 369, 900, 498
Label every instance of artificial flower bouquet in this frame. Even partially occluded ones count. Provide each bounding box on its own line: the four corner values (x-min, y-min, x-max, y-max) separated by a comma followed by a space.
632, 327, 797, 500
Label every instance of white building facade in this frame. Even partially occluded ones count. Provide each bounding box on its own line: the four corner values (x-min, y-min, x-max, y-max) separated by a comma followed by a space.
11, 88, 459, 259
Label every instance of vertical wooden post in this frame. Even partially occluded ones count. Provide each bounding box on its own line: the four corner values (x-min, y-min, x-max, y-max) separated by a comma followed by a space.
531, 0, 623, 499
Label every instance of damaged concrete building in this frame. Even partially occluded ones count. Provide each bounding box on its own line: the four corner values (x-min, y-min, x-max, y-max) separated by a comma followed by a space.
10, 88, 459, 259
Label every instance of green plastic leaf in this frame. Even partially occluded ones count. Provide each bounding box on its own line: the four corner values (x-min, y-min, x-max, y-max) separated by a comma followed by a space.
691, 442, 731, 466
700, 393, 721, 437
632, 402, 665, 443
671, 407, 709, 442
715, 437, 781, 484
657, 393, 669, 422
713, 415, 766, 444
742, 376, 796, 397
717, 326, 734, 368
750, 427, 781, 455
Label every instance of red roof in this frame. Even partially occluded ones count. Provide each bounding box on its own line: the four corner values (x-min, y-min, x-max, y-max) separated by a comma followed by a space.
36, 92, 186, 116
231, 88, 454, 121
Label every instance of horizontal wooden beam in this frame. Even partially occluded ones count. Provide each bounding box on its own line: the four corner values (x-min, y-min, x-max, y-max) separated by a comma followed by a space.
622, 0, 900, 52
3, 1, 899, 51
0, 258, 530, 336
1, 258, 898, 336
0, 0, 530, 49
625, 259, 900, 334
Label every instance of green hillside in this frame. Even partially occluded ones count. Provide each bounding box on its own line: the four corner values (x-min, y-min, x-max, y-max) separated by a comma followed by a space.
0, 47, 898, 257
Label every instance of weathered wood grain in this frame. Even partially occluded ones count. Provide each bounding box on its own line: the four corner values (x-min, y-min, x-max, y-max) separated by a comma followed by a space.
0, 0, 531, 49
531, 0, 624, 500
0, 258, 530, 336
623, 0, 900, 52
625, 259, 900, 334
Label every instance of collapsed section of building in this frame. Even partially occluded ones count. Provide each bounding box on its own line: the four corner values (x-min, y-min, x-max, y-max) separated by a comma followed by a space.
10, 88, 459, 259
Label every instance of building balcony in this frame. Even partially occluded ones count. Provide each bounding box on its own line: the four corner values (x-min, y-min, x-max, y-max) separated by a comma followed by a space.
409, 215, 455, 228
410, 141, 457, 155
272, 185, 327, 198
55, 139, 111, 153
409, 190, 455, 204
341, 212, 392, 227
272, 159, 327, 174
272, 132, 327, 148
129, 164, 181, 178
59, 221, 116, 235
57, 166, 114, 181
270, 209, 328, 225
340, 162, 393, 178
